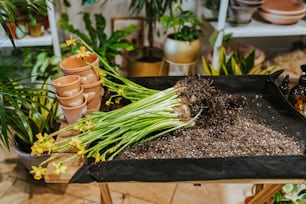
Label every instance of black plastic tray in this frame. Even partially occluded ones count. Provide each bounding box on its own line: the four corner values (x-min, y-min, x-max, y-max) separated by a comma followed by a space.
70, 74, 306, 183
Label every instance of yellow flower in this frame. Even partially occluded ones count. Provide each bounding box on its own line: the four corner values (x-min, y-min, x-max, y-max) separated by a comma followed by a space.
66, 35, 76, 47
114, 97, 122, 104
73, 124, 80, 131
35, 133, 44, 142
117, 89, 124, 96
99, 70, 107, 77
69, 137, 82, 148
84, 120, 93, 131
105, 100, 113, 106
31, 144, 44, 156
76, 46, 90, 58
30, 166, 47, 180
100, 78, 105, 86
77, 146, 86, 158
52, 162, 67, 175
94, 152, 101, 162
43, 140, 55, 154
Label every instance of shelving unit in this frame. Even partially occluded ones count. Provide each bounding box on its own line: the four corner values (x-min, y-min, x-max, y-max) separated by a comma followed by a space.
210, 19, 306, 38
211, 0, 306, 68
0, 0, 61, 58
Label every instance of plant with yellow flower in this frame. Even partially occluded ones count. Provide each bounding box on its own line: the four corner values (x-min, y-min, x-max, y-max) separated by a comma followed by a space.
30, 38, 232, 181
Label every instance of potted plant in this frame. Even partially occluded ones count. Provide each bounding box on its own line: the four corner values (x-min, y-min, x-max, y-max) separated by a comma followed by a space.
59, 12, 136, 67
160, 2, 205, 64
0, 0, 52, 45
0, 78, 59, 170
202, 45, 281, 76
126, 0, 181, 76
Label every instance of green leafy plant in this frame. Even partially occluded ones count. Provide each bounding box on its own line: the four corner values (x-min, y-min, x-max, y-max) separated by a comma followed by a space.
21, 47, 62, 82
0, 78, 59, 150
273, 184, 306, 204
129, 0, 180, 49
202, 46, 281, 76
59, 12, 136, 63
0, 0, 52, 46
160, 2, 205, 42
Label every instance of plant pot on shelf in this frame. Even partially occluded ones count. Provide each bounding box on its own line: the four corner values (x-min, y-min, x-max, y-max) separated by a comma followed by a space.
6, 21, 26, 39
126, 47, 169, 77
163, 34, 202, 64
28, 22, 43, 37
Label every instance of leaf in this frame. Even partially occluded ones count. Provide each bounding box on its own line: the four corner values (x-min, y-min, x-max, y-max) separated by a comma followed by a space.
201, 56, 212, 76
218, 46, 227, 72
84, 13, 97, 48
0, 93, 9, 149
243, 49, 255, 74
231, 57, 242, 75
209, 30, 219, 47
223, 33, 233, 44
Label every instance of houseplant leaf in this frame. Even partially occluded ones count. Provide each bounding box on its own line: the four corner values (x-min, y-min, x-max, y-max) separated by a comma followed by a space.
243, 49, 255, 74
0, 93, 9, 149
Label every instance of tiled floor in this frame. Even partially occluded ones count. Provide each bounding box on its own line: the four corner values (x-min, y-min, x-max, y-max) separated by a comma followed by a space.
0, 147, 253, 204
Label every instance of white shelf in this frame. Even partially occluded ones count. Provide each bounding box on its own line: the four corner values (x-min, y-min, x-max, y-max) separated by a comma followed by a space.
210, 19, 306, 38
0, 32, 53, 47
0, 0, 61, 57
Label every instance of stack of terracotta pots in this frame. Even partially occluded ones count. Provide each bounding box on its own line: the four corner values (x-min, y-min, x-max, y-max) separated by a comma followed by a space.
52, 53, 103, 124
259, 0, 306, 25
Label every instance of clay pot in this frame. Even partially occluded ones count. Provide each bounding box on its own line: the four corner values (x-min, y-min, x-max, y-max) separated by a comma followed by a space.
82, 80, 103, 112
258, 9, 305, 25
228, 5, 259, 25
56, 87, 84, 107
60, 53, 100, 85
163, 35, 201, 64
28, 22, 43, 37
60, 96, 87, 124
52, 75, 81, 97
261, 0, 306, 15
126, 47, 169, 77
6, 21, 26, 39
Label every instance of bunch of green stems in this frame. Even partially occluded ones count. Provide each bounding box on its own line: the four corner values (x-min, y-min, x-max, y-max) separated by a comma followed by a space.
30, 38, 199, 179
31, 87, 197, 178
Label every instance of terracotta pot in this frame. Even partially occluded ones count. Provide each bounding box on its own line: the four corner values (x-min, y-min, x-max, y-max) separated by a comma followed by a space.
163, 35, 201, 64
126, 47, 169, 77
28, 22, 43, 37
6, 22, 26, 39
60, 96, 87, 124
52, 75, 81, 97
60, 53, 100, 85
56, 87, 84, 107
82, 80, 103, 112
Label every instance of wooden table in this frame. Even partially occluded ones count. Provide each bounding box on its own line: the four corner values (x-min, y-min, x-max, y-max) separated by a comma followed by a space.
44, 123, 112, 204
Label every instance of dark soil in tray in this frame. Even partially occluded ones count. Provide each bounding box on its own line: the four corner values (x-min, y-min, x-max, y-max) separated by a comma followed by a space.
116, 77, 305, 160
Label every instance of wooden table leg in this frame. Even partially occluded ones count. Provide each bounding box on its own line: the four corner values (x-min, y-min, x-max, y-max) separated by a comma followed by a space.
248, 184, 284, 204
98, 183, 113, 204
